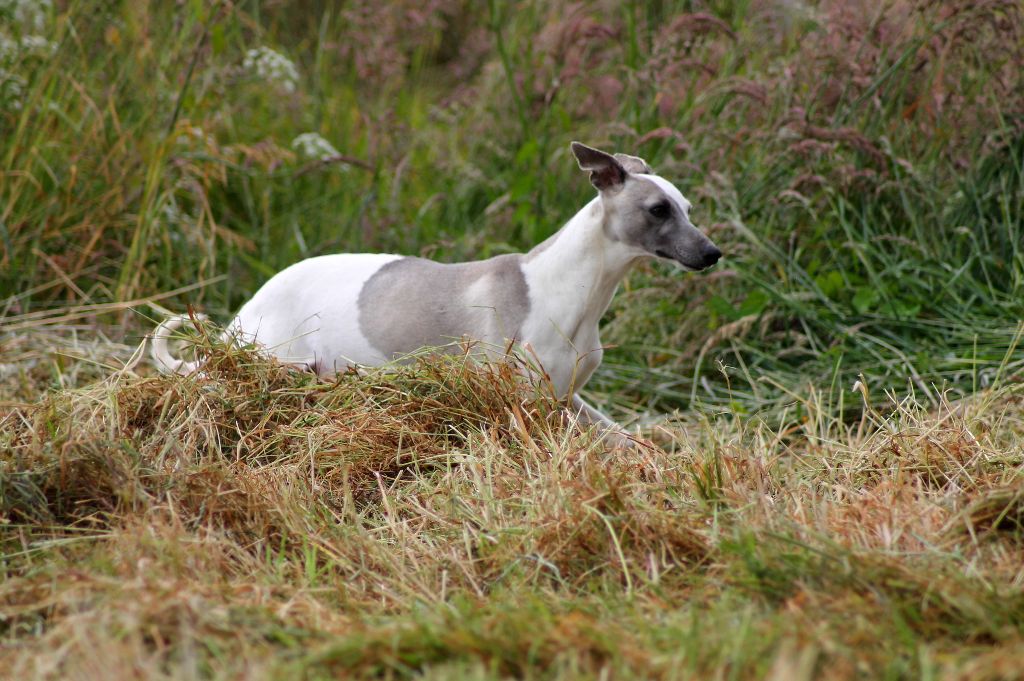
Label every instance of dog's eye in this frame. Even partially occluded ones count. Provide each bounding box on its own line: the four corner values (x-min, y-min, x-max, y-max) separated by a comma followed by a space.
648, 202, 670, 219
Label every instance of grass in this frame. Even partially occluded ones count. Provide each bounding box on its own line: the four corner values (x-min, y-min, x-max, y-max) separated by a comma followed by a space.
2, 338, 1024, 678
1, 0, 1023, 678
2, 0, 1022, 413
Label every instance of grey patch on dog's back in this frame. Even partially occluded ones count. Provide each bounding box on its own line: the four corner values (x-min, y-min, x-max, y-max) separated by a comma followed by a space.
358, 254, 530, 359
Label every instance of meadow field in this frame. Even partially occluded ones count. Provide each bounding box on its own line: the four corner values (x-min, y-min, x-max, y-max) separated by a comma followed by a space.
2, 0, 1023, 678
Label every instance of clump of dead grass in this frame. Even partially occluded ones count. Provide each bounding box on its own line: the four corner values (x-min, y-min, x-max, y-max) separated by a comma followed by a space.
1, 332, 562, 530
1, 336, 1021, 678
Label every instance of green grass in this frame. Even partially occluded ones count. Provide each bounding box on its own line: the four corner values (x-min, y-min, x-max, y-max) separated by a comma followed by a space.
1, 1, 1024, 678
3, 0, 1022, 417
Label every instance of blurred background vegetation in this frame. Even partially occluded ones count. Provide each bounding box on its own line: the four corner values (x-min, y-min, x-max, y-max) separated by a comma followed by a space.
1, 0, 1022, 419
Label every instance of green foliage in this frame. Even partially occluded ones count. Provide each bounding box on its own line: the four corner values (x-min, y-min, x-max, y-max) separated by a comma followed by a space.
1, 1, 1022, 419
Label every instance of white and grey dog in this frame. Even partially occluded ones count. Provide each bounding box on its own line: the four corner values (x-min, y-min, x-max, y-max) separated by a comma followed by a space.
152, 142, 721, 437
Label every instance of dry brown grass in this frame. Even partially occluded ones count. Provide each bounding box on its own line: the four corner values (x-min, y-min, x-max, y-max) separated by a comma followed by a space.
1, 329, 1022, 679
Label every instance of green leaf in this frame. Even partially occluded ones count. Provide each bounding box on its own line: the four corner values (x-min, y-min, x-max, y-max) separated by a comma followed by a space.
815, 270, 845, 299
852, 287, 880, 314
514, 139, 539, 165
707, 295, 741, 321
738, 290, 769, 317
211, 24, 226, 55
885, 298, 921, 318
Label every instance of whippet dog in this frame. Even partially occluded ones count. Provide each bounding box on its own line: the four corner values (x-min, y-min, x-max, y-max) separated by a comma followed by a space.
152, 142, 721, 439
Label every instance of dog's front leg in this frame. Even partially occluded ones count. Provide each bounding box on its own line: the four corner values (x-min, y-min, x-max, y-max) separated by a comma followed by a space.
570, 394, 636, 449
570, 393, 616, 428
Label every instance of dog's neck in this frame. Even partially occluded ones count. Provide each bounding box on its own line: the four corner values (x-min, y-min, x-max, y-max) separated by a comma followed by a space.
523, 197, 640, 339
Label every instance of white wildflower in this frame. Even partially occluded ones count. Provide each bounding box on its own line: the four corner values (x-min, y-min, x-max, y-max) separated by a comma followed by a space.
0, 35, 15, 62
243, 46, 299, 92
0, 34, 55, 63
291, 132, 340, 161
19, 34, 55, 54
175, 125, 215, 149
159, 196, 198, 246
0, 0, 52, 33
0, 69, 24, 110
162, 197, 184, 226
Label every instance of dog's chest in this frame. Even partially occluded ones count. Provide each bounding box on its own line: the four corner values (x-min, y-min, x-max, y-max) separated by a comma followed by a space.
519, 292, 604, 394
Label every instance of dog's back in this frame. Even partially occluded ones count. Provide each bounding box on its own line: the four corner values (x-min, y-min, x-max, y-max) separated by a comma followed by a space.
230, 253, 400, 372
356, 253, 530, 361
229, 252, 531, 375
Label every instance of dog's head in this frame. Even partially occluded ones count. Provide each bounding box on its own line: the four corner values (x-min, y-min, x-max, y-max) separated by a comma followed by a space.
570, 141, 721, 271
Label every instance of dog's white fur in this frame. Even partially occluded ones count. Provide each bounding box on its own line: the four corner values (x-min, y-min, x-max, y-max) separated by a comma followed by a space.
151, 142, 721, 438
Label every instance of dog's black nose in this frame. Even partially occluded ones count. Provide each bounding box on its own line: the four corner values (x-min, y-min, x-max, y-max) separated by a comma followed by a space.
702, 245, 722, 268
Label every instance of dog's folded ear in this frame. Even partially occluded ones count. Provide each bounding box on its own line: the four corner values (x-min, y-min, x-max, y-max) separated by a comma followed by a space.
613, 153, 651, 175
570, 141, 627, 192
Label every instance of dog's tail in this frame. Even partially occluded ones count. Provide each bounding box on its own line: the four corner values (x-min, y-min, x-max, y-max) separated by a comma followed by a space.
150, 314, 207, 375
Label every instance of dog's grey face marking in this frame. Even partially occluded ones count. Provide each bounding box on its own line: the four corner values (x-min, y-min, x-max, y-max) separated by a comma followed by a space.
570, 142, 721, 270
358, 254, 530, 358
605, 174, 721, 271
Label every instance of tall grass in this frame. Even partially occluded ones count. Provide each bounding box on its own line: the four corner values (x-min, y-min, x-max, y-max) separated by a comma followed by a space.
2, 3, 1024, 677
1, 1, 1022, 416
